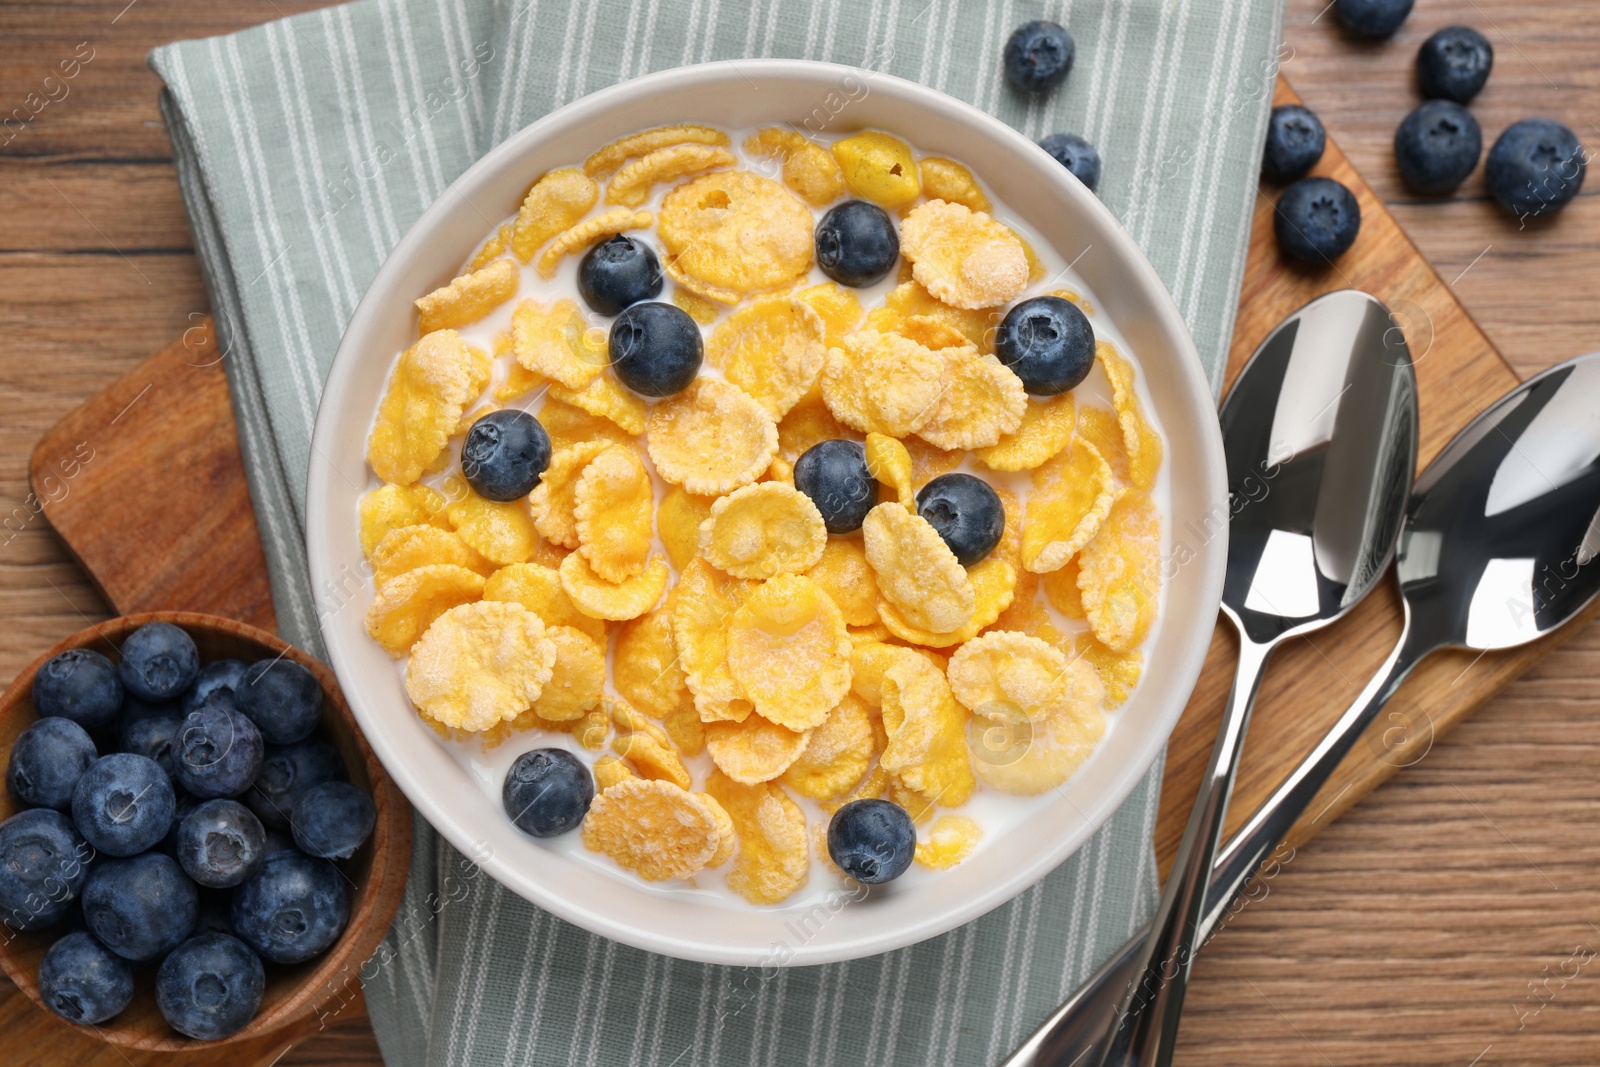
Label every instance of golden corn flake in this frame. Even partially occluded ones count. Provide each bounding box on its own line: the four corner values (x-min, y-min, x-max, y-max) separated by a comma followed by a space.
864, 432, 915, 508
673, 558, 758, 723
880, 281, 1002, 353
513, 705, 609, 749
985, 565, 1038, 634
572, 445, 653, 582
914, 814, 982, 870
657, 486, 715, 570
1040, 558, 1085, 620
646, 377, 778, 495
878, 557, 1017, 649
613, 730, 692, 791
726, 574, 853, 731
698, 483, 827, 580
529, 440, 612, 548
847, 622, 891, 645
482, 561, 606, 644
1070, 631, 1144, 709
359, 484, 450, 557
365, 563, 487, 657
706, 714, 812, 784
780, 693, 873, 801
512, 298, 605, 390
446, 488, 542, 566
764, 455, 795, 485
917, 157, 991, 213
879, 652, 975, 810
1099, 341, 1164, 491
900, 200, 1028, 311
466, 223, 513, 273
658, 171, 814, 301
672, 287, 721, 325
892, 315, 970, 351
367, 330, 489, 485
976, 393, 1076, 471
793, 282, 864, 349
494, 360, 544, 403
744, 128, 846, 207
805, 538, 880, 628
702, 792, 737, 866
530, 399, 626, 455
662, 697, 708, 757
371, 524, 493, 586
705, 769, 809, 905
1076, 404, 1129, 484
606, 144, 736, 208
947, 630, 1073, 723
705, 296, 828, 419
593, 755, 636, 792
581, 778, 722, 881
583, 124, 732, 178
862, 502, 975, 633
1078, 489, 1161, 653
819, 330, 947, 438
548, 372, 647, 436
453, 402, 502, 437
607, 694, 667, 741
558, 551, 668, 622
512, 168, 599, 261
969, 658, 1105, 795
537, 207, 654, 278
916, 349, 1028, 451
830, 130, 920, 208
850, 641, 917, 707
404, 601, 554, 731
609, 604, 680, 716
1023, 438, 1115, 574
520, 625, 603, 722
415, 258, 519, 335
777, 394, 851, 465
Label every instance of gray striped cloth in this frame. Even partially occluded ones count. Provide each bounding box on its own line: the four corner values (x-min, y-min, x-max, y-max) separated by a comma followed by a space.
150, 0, 1282, 1062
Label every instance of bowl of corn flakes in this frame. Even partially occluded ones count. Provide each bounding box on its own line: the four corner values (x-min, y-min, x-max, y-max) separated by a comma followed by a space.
306, 60, 1227, 966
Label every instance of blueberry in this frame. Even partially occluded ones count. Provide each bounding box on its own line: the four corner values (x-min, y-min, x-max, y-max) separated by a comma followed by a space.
793, 439, 875, 535
175, 706, 264, 799
578, 234, 663, 316
33, 649, 123, 733
995, 295, 1095, 396
1003, 20, 1075, 94
1395, 100, 1482, 195
1486, 118, 1587, 219
231, 850, 348, 964
176, 799, 267, 889
814, 200, 899, 287
159, 791, 200, 858
826, 798, 915, 884
156, 933, 265, 1040
1417, 26, 1493, 103
8, 717, 97, 811
246, 738, 346, 830
916, 474, 1005, 566
38, 931, 134, 1025
117, 622, 199, 703
81, 852, 198, 963
234, 659, 322, 746
1274, 177, 1361, 264
0, 809, 91, 932
1333, 0, 1413, 38
182, 659, 249, 715
120, 711, 185, 782
502, 748, 593, 838
461, 409, 553, 502
1262, 104, 1326, 182
71, 753, 176, 857
608, 302, 703, 397
1037, 133, 1102, 193
290, 781, 375, 860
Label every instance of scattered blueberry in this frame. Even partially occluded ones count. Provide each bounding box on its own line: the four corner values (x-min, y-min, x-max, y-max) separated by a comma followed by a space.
117, 622, 199, 703
1417, 26, 1493, 104
995, 295, 1095, 396
1274, 177, 1362, 264
916, 474, 1005, 567
71, 753, 176, 857
234, 659, 323, 746
246, 738, 346, 830
578, 234, 663, 316
502, 749, 592, 838
156, 933, 265, 1041
1037, 133, 1102, 193
175, 706, 264, 800
176, 799, 267, 889
81, 852, 198, 963
231, 850, 348, 964
290, 781, 375, 860
182, 659, 249, 714
608, 302, 703, 397
826, 798, 915, 885
32, 649, 123, 733
814, 200, 900, 287
1003, 20, 1075, 94
38, 931, 135, 1026
1485, 118, 1587, 219
121, 711, 185, 782
460, 409, 552, 503
8, 717, 97, 811
0, 809, 91, 931
1395, 100, 1482, 194
1333, 0, 1413, 38
794, 439, 875, 535
1262, 104, 1326, 182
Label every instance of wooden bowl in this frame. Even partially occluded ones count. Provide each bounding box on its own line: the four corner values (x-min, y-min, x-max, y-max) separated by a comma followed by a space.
0, 611, 412, 1051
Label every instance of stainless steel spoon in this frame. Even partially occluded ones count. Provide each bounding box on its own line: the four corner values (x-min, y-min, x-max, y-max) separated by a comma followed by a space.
1004, 349, 1600, 1067
1088, 290, 1420, 1067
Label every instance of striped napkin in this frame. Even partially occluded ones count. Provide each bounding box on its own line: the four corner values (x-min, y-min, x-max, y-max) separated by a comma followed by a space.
150, 1, 1283, 1062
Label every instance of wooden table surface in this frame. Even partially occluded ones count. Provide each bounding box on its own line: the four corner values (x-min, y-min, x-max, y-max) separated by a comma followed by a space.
2, 1, 1596, 1064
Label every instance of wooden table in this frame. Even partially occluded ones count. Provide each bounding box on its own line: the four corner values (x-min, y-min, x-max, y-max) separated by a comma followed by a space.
1, 1, 1596, 1063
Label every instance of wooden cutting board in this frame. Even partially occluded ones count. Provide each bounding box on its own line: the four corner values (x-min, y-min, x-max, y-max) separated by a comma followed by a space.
17, 77, 1594, 1064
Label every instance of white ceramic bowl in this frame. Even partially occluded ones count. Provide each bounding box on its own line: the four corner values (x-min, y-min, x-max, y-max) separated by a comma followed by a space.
307, 60, 1227, 966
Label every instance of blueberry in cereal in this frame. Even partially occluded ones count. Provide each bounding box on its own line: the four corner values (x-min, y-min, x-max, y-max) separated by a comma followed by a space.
462, 408, 552, 501
609, 301, 704, 397
827, 798, 915, 884
814, 200, 900, 287
794, 439, 875, 535
995, 295, 1095, 395
503, 748, 594, 837
917, 473, 1006, 567
578, 233, 663, 315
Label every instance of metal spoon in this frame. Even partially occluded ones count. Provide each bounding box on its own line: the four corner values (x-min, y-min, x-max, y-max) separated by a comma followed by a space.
1004, 349, 1600, 1067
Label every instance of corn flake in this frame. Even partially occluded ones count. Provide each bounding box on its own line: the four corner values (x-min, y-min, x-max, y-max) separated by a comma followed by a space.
584, 125, 732, 178
879, 652, 975, 810
819, 330, 947, 438
526, 625, 606, 721
573, 445, 653, 582
917, 158, 991, 213
862, 503, 975, 633
793, 282, 864, 348
706, 714, 813, 784
613, 602, 688, 719
705, 769, 808, 904
657, 486, 715, 570
482, 561, 607, 644
947, 630, 1073, 723
1023, 438, 1115, 574
777, 394, 852, 465
529, 440, 613, 548
512, 298, 606, 389
672, 558, 758, 723
663, 697, 708, 757
613, 730, 692, 791
365, 563, 486, 657
466, 223, 513, 272
976, 393, 1077, 471
899, 200, 1028, 311
698, 482, 827, 580
830, 130, 920, 208
914, 814, 982, 870
864, 433, 915, 508
1099, 342, 1164, 491
1078, 489, 1161, 653
672, 287, 721, 325
446, 488, 542, 566
359, 484, 450, 557
537, 208, 655, 278
548, 372, 647, 436
415, 259, 519, 335
404, 601, 554, 731
371, 525, 493, 586
512, 168, 599, 261
581, 778, 721, 881
1070, 631, 1144, 709
593, 755, 635, 792
495, 360, 544, 403
878, 557, 1017, 648
705, 296, 828, 419
780, 694, 873, 801
916, 349, 1028, 450
559, 551, 668, 621
805, 538, 880, 628
1040, 558, 1085, 620
606, 144, 736, 207
367, 330, 490, 485
1076, 405, 1129, 484
745, 128, 846, 207
658, 171, 814, 301
880, 281, 1002, 354
969, 658, 1105, 795
646, 377, 778, 495
726, 574, 853, 731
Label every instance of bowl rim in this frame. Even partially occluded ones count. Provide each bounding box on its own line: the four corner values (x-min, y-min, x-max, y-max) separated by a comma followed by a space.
307, 58, 1228, 966
0, 611, 412, 1052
